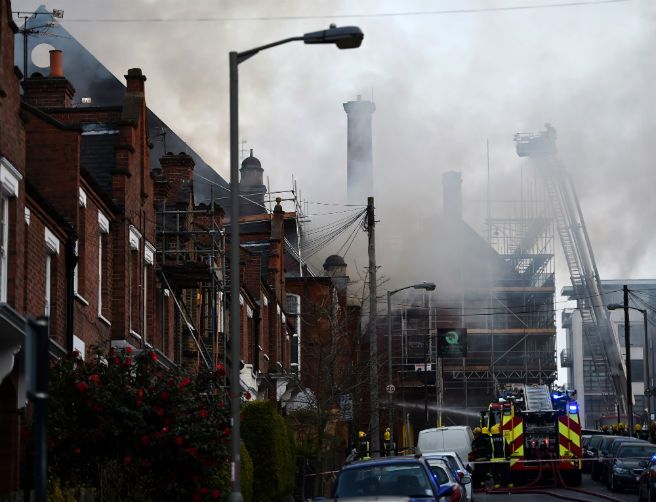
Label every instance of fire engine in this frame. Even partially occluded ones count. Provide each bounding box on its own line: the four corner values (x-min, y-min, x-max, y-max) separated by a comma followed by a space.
480, 384, 583, 486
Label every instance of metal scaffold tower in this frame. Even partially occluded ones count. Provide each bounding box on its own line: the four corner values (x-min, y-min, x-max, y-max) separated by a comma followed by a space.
514, 125, 627, 417
157, 197, 226, 370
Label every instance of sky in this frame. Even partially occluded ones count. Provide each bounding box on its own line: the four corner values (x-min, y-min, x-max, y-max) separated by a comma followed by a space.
13, 0, 656, 381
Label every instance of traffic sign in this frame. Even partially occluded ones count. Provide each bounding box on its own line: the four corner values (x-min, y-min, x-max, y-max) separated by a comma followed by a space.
386, 384, 396, 394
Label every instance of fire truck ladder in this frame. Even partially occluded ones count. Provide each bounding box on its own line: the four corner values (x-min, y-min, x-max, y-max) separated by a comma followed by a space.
524, 384, 553, 412
514, 127, 627, 415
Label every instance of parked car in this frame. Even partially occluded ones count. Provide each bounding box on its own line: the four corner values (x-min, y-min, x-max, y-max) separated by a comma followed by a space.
424, 456, 467, 502
592, 435, 625, 481
583, 434, 609, 475
326, 456, 450, 501
422, 451, 473, 502
580, 435, 592, 473
607, 443, 656, 492
637, 454, 656, 502
601, 437, 646, 482
417, 427, 474, 466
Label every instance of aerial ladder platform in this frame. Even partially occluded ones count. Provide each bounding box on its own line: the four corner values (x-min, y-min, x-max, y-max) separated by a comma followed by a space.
514, 125, 627, 416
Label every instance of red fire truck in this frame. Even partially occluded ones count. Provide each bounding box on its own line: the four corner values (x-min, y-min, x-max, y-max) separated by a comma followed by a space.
480, 384, 583, 486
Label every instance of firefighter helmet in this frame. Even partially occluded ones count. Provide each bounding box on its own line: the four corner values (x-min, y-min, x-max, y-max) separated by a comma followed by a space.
359, 431, 366, 439
618, 423, 626, 431
482, 427, 489, 434
635, 424, 642, 432
491, 424, 500, 434
474, 427, 482, 435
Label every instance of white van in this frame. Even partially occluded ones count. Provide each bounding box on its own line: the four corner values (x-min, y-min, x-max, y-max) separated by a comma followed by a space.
416, 426, 474, 465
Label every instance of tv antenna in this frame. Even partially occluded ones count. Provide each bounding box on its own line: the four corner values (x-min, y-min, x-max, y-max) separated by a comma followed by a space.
13, 9, 64, 81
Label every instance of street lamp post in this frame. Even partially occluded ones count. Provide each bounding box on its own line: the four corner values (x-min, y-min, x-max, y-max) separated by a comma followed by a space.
386, 282, 435, 450
228, 25, 363, 502
608, 302, 650, 430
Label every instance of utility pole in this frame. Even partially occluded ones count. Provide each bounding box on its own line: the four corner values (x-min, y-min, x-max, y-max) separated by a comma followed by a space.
366, 197, 380, 457
623, 285, 634, 433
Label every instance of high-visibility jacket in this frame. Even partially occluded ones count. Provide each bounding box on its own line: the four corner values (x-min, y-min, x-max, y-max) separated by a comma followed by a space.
358, 440, 370, 459
490, 434, 506, 461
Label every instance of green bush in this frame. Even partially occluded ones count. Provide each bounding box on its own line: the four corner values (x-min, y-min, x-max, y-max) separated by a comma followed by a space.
241, 401, 295, 502
214, 442, 253, 502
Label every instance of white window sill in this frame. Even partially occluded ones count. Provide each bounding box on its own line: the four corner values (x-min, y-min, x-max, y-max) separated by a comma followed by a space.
98, 314, 111, 327
129, 330, 142, 340
74, 293, 89, 306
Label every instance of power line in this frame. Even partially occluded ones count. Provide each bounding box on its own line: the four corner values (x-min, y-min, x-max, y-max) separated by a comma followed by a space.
59, 0, 631, 23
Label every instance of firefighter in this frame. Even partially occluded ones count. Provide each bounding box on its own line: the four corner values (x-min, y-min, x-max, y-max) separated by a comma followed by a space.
472, 426, 491, 488
490, 424, 510, 488
357, 431, 371, 460
635, 424, 648, 440
382, 427, 396, 456
618, 422, 626, 436
600, 424, 609, 434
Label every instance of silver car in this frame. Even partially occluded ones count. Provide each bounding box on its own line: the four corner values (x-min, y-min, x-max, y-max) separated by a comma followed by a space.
422, 451, 473, 502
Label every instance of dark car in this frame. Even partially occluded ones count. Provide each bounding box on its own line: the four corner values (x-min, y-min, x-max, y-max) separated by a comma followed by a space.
602, 437, 647, 482
328, 455, 452, 501
607, 443, 656, 492
581, 435, 592, 473
590, 435, 615, 481
638, 454, 656, 502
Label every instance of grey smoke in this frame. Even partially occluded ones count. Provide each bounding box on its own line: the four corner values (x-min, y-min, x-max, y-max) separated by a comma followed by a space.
14, 0, 656, 286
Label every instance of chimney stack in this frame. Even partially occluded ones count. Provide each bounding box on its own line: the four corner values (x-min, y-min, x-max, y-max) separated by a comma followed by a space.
443, 171, 463, 220
343, 95, 376, 203
49, 49, 63, 77
125, 68, 146, 94
22, 49, 76, 108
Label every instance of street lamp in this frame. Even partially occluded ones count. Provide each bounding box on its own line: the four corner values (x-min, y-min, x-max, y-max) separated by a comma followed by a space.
228, 25, 363, 502
386, 282, 436, 450
608, 303, 650, 432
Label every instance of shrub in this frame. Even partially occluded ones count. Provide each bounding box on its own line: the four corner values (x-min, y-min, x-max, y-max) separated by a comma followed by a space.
41, 348, 231, 501
214, 442, 253, 502
241, 401, 295, 502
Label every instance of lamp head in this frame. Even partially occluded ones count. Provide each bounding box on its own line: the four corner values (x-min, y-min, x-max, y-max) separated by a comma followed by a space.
414, 282, 436, 292
303, 25, 364, 49
607, 304, 623, 311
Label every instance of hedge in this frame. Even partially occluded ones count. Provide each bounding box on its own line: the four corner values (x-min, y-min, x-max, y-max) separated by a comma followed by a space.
241, 401, 295, 502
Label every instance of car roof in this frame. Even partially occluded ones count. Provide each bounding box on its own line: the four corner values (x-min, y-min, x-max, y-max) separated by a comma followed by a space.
341, 455, 429, 470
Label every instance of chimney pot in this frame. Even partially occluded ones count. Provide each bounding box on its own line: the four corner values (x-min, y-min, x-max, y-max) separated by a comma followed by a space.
49, 50, 63, 78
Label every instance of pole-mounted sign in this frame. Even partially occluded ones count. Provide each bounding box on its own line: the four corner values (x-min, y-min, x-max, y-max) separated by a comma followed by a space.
437, 328, 467, 357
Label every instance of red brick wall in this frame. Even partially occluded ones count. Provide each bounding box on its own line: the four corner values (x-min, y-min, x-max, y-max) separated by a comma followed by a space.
23, 199, 68, 347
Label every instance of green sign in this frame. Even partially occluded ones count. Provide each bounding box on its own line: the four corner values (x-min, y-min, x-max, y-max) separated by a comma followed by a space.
437, 328, 467, 357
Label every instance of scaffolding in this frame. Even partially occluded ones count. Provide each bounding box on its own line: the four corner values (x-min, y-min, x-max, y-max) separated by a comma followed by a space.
156, 196, 225, 370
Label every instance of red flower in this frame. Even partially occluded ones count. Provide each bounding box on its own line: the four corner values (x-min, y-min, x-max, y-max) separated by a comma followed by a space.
155, 407, 165, 417
136, 399, 142, 407
112, 356, 120, 365
125, 357, 133, 366
160, 391, 169, 401
73, 447, 81, 455
123, 455, 133, 465
76, 381, 88, 393
140, 458, 151, 467
161, 426, 169, 434
212, 490, 221, 499
200, 487, 208, 494
138, 388, 144, 399
125, 346, 133, 354
149, 351, 158, 362
141, 435, 151, 445
187, 447, 197, 457
215, 363, 226, 376
89, 374, 101, 385
179, 377, 192, 389
167, 378, 175, 387
199, 408, 208, 419
223, 427, 230, 437
175, 436, 184, 445
244, 391, 252, 400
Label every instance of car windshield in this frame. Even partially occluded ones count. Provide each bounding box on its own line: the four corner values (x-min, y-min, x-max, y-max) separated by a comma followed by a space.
617, 445, 656, 459
335, 463, 435, 498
